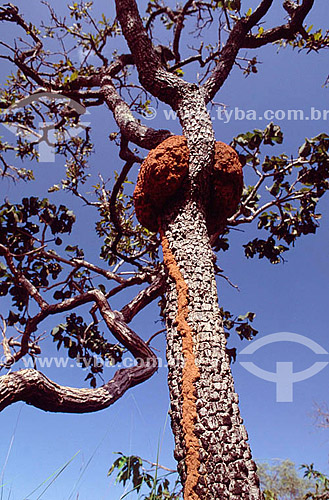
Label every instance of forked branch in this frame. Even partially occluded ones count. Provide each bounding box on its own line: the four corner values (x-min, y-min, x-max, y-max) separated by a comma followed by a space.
203, 0, 314, 101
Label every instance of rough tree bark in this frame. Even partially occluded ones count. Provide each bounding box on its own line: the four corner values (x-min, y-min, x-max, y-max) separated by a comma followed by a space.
158, 95, 262, 498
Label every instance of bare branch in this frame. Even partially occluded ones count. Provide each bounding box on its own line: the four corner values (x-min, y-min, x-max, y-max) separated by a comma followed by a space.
243, 0, 315, 48
313, 402, 329, 428
145, 4, 177, 32
146, 328, 166, 346
109, 159, 135, 236
0, 316, 14, 367
120, 271, 166, 323
41, 251, 126, 285
173, 0, 195, 62
141, 457, 176, 472
203, 0, 274, 102
101, 75, 172, 149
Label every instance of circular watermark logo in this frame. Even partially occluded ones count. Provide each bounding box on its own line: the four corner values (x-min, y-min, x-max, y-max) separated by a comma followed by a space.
239, 332, 328, 402
140, 106, 157, 120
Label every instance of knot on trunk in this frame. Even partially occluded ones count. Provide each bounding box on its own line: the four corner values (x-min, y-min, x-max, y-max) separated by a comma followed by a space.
133, 135, 243, 234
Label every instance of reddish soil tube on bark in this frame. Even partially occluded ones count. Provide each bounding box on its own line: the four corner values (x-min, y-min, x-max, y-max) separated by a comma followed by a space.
160, 227, 201, 500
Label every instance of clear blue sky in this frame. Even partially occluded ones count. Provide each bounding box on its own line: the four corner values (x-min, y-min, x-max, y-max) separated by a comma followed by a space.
0, 1, 328, 498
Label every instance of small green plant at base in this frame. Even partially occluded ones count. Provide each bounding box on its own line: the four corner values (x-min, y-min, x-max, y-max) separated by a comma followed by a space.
107, 455, 329, 500
108, 452, 182, 499
301, 464, 329, 500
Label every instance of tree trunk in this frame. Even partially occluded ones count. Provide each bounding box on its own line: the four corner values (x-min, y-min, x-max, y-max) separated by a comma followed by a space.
160, 91, 263, 499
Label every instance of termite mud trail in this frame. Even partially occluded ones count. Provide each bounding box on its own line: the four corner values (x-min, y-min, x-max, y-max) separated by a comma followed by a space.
159, 226, 201, 500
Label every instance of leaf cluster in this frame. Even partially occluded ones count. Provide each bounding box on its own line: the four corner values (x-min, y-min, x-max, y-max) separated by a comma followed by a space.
220, 308, 258, 341
108, 452, 182, 499
277, 26, 329, 53
301, 464, 329, 500
51, 313, 124, 387
229, 126, 329, 264
0, 197, 75, 315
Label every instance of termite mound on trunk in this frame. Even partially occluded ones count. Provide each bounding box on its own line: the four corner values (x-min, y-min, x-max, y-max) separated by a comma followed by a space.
133, 135, 243, 234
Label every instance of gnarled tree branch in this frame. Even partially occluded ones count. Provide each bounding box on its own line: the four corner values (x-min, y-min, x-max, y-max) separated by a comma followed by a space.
120, 271, 165, 323
101, 75, 172, 149
114, 0, 191, 105
243, 0, 314, 48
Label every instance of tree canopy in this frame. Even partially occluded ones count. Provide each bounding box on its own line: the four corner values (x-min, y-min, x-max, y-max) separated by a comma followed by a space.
0, 1, 328, 498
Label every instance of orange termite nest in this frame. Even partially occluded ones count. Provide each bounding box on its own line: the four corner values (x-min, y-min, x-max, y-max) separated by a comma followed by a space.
207, 139, 244, 234
133, 135, 243, 234
134, 136, 189, 232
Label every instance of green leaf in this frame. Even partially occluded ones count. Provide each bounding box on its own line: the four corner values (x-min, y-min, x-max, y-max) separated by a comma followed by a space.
65, 245, 78, 252
68, 344, 78, 358
48, 184, 61, 193
298, 141, 311, 158
53, 290, 63, 300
